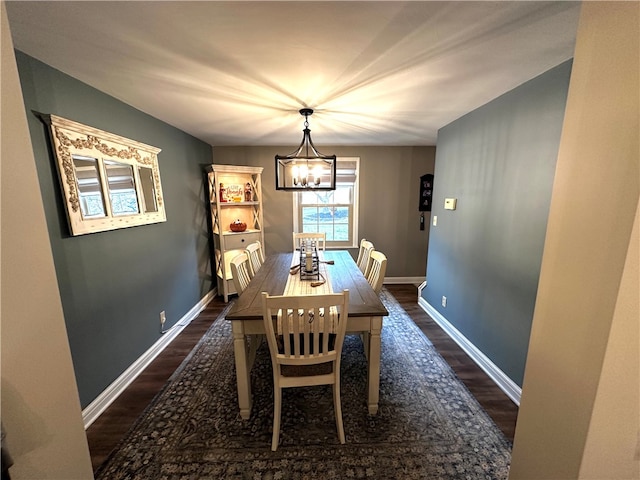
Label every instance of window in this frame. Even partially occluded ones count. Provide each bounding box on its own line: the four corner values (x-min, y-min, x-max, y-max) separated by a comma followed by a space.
293, 158, 359, 248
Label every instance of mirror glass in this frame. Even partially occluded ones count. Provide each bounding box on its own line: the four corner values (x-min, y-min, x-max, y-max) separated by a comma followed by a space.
105, 160, 139, 215
138, 166, 158, 213
73, 155, 106, 218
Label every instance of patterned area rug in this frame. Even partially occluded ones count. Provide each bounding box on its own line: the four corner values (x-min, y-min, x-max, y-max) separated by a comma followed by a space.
95, 289, 512, 479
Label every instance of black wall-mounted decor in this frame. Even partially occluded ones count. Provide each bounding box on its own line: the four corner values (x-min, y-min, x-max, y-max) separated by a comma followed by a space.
419, 174, 433, 212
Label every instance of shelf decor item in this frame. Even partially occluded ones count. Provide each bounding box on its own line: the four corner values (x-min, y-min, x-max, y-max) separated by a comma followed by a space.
230, 220, 247, 232
226, 184, 244, 202
419, 173, 434, 212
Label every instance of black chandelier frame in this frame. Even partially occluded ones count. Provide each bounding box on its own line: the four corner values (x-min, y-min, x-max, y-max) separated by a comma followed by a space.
275, 108, 337, 191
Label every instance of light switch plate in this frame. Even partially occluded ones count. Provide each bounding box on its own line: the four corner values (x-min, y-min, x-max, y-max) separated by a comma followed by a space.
444, 198, 457, 210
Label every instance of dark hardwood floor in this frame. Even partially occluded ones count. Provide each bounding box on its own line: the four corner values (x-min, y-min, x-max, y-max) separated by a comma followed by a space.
86, 284, 518, 473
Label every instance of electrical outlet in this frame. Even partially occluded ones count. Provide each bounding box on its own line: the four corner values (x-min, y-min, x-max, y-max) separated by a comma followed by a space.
160, 311, 166, 327
441, 296, 447, 307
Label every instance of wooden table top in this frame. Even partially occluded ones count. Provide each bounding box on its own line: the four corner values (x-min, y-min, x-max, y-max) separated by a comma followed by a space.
226, 250, 389, 320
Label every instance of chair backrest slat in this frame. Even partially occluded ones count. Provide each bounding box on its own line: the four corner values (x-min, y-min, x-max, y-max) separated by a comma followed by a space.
303, 310, 311, 357
283, 315, 292, 356
322, 302, 330, 354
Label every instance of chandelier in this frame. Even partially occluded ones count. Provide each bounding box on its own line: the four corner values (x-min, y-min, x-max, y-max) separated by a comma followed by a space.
275, 108, 336, 190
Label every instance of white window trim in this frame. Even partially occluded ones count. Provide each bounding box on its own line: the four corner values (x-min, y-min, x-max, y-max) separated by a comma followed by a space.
293, 157, 360, 249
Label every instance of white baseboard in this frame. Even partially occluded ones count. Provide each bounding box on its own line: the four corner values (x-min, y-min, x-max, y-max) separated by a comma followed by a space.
82, 289, 217, 429
417, 296, 522, 406
384, 276, 425, 286
417, 280, 427, 297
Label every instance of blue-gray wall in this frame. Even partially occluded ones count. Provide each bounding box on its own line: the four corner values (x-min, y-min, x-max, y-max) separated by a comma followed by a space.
422, 61, 572, 386
15, 51, 214, 408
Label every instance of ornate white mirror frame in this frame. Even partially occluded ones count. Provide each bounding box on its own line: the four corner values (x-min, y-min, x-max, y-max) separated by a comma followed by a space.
39, 114, 166, 236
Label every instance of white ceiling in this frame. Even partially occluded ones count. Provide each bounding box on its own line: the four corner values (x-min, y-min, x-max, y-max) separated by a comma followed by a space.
6, 1, 581, 147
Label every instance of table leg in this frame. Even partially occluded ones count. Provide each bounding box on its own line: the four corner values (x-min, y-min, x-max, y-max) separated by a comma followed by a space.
367, 316, 383, 415
232, 322, 252, 419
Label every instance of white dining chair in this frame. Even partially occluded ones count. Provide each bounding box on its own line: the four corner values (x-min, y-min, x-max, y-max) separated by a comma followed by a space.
366, 250, 387, 295
355, 239, 375, 275
261, 289, 350, 451
230, 252, 252, 295
245, 241, 264, 277
292, 232, 326, 251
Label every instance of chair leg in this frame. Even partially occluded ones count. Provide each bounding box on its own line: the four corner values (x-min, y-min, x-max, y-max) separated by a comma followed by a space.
272, 385, 282, 451
333, 380, 346, 444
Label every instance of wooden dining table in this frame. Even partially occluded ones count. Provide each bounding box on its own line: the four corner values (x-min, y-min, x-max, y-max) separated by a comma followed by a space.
226, 250, 389, 419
